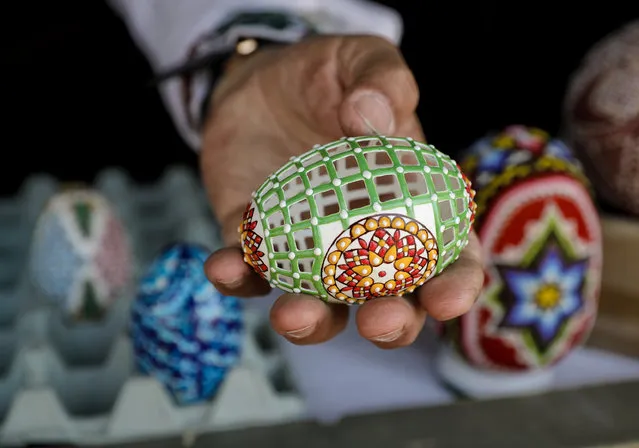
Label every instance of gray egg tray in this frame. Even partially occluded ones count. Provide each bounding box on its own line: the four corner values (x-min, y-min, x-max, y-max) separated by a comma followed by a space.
0, 167, 306, 446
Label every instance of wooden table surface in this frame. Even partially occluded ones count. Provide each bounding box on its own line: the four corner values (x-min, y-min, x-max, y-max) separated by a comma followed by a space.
103, 379, 639, 448
587, 215, 639, 359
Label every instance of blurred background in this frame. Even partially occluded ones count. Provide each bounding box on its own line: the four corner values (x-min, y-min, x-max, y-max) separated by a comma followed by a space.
0, 1, 635, 195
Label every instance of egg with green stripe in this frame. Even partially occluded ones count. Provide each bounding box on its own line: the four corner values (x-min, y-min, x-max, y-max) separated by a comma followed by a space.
240, 136, 477, 305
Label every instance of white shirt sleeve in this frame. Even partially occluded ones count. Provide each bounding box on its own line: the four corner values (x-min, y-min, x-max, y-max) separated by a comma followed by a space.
107, 0, 404, 150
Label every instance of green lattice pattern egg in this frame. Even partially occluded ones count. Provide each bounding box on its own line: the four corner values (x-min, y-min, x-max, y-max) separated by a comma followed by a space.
240, 136, 477, 305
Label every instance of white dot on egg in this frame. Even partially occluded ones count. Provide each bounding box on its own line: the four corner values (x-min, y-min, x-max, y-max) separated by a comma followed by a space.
260, 212, 265, 219
288, 252, 296, 260
456, 240, 461, 247
251, 191, 257, 198
273, 183, 280, 188
354, 147, 362, 153
298, 167, 304, 172
332, 178, 342, 186
405, 198, 413, 207
373, 202, 382, 212
431, 194, 438, 201
363, 170, 372, 179
455, 217, 460, 224
283, 224, 291, 233
305, 188, 313, 196
311, 217, 319, 225
265, 229, 270, 237
271, 267, 276, 272
293, 273, 300, 279
280, 201, 287, 208
347, 137, 355, 141
323, 157, 330, 162
424, 166, 431, 173
340, 210, 348, 219
313, 248, 322, 256
407, 137, 413, 141
290, 156, 296, 160
269, 253, 274, 259
313, 144, 321, 148
321, 294, 327, 299
313, 275, 320, 281
293, 288, 301, 293
443, 167, 449, 174
386, 144, 392, 149
396, 166, 404, 173
440, 225, 445, 231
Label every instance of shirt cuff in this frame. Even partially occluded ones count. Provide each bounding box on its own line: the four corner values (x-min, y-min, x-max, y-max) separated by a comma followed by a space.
108, 0, 404, 151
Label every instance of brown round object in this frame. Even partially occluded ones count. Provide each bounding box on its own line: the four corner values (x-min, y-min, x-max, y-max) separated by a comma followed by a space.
563, 20, 639, 215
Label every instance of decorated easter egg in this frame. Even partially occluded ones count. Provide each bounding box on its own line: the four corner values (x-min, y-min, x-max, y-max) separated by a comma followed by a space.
130, 243, 243, 405
240, 136, 477, 304
563, 19, 639, 215
443, 125, 602, 371
29, 187, 132, 320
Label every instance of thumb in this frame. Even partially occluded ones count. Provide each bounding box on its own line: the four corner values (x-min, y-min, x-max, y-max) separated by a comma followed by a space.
336, 36, 420, 136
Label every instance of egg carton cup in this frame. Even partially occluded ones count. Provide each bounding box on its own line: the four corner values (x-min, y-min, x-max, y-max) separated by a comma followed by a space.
0, 167, 306, 446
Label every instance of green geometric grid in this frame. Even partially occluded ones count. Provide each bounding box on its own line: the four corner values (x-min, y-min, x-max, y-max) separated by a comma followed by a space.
251, 135, 473, 301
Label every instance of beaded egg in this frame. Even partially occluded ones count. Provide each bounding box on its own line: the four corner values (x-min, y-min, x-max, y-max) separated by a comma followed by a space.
130, 243, 243, 405
240, 136, 477, 304
442, 125, 602, 373
563, 19, 639, 215
29, 188, 132, 320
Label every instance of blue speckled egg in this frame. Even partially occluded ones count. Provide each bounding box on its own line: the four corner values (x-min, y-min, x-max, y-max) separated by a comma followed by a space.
130, 243, 243, 405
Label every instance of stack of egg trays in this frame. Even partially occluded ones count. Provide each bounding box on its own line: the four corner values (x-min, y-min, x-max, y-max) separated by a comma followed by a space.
0, 167, 306, 446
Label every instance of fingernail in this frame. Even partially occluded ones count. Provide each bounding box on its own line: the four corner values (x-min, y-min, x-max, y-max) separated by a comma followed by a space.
284, 324, 316, 339
370, 327, 404, 343
216, 276, 245, 289
352, 92, 395, 134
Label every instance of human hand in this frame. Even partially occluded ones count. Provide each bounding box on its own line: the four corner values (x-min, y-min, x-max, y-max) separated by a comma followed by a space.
201, 35, 483, 348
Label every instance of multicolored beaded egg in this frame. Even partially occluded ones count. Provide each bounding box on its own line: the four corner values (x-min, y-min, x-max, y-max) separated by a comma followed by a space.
442, 125, 602, 373
240, 136, 477, 304
130, 243, 243, 405
563, 19, 639, 215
